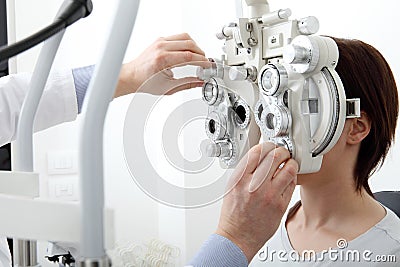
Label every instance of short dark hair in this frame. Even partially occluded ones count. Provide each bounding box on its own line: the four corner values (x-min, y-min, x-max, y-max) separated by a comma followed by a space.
332, 37, 398, 196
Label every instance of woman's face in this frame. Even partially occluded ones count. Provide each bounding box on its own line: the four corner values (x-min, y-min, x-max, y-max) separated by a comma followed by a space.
295, 120, 353, 186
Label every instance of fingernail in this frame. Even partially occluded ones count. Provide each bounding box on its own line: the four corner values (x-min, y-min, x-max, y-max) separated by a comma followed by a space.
248, 156, 274, 193
248, 180, 260, 193
248, 175, 266, 193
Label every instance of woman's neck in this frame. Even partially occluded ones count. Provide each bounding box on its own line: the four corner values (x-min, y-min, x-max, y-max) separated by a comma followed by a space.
300, 176, 365, 227
286, 138, 386, 251
297, 172, 385, 237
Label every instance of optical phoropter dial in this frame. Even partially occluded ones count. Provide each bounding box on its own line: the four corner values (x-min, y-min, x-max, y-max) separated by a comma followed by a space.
206, 140, 233, 159
259, 64, 288, 96
263, 103, 291, 137
233, 99, 251, 129
255, 96, 291, 136
275, 137, 294, 156
202, 78, 224, 106
200, 62, 259, 168
205, 111, 227, 141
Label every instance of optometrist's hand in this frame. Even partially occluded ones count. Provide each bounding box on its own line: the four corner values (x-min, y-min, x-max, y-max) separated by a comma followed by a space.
115, 33, 210, 97
216, 142, 298, 262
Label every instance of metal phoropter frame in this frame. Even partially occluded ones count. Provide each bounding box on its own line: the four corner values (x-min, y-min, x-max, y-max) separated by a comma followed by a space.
199, 0, 360, 173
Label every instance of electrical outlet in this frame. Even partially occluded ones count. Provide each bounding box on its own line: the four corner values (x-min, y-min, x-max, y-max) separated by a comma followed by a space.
48, 177, 79, 201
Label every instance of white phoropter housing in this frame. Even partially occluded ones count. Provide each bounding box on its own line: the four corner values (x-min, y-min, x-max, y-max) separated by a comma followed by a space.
198, 0, 360, 173
199, 62, 260, 168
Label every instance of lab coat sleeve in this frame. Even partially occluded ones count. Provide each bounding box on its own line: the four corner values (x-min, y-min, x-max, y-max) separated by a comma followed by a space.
187, 234, 248, 267
0, 70, 78, 147
0, 237, 11, 267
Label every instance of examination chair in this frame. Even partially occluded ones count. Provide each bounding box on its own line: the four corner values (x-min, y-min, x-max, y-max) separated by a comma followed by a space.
374, 191, 400, 218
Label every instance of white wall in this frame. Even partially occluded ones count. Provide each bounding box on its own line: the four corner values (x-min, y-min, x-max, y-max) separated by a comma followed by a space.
10, 0, 400, 265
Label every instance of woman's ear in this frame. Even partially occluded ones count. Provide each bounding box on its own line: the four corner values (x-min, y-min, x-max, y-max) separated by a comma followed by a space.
346, 112, 371, 145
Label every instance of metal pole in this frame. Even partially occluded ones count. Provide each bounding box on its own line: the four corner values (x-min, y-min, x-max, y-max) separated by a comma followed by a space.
14, 240, 38, 266
245, 0, 269, 18
12, 1, 67, 264
78, 0, 140, 265
13, 29, 65, 172
12, 28, 65, 267
235, 0, 243, 18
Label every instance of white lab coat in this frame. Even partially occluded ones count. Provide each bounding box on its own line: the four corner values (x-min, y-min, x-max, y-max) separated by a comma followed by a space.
0, 70, 78, 147
0, 238, 10, 267
0, 70, 79, 266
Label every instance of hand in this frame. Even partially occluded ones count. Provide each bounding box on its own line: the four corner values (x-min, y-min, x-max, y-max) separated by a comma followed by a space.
216, 143, 298, 262
115, 33, 210, 97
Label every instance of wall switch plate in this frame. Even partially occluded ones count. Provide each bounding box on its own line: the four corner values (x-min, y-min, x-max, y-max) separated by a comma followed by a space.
47, 150, 78, 175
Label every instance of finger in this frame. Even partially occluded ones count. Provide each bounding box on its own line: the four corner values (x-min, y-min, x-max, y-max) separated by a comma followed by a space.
163, 33, 193, 41
281, 180, 296, 206
159, 52, 210, 70
272, 159, 298, 196
248, 146, 291, 193
272, 159, 289, 178
160, 40, 205, 56
225, 144, 262, 191
164, 77, 205, 95
240, 143, 276, 176
227, 143, 275, 191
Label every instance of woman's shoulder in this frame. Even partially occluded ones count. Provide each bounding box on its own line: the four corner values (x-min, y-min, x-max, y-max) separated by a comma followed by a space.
372, 206, 400, 244
351, 205, 400, 256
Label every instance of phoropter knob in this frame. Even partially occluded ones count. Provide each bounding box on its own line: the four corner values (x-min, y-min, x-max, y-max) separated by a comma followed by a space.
297, 16, 319, 35
206, 141, 233, 159
283, 45, 310, 65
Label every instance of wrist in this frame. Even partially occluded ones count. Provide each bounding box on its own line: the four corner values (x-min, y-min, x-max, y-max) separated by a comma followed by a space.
216, 228, 257, 263
114, 62, 139, 98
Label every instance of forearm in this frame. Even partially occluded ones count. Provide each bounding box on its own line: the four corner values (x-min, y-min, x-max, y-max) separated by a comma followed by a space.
187, 234, 248, 267
72, 64, 133, 108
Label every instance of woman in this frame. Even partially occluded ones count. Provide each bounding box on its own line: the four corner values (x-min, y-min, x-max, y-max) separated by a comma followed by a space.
250, 38, 400, 266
